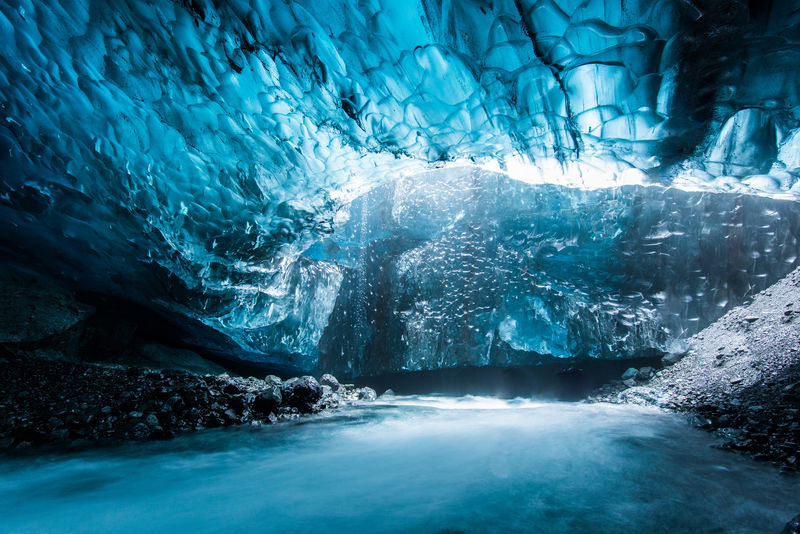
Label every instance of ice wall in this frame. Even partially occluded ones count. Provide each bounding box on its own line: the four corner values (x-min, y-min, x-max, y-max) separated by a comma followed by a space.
1, 0, 800, 371
315, 168, 800, 376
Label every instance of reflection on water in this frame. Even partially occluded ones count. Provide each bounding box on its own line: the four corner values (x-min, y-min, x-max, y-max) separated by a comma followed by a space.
0, 398, 796, 534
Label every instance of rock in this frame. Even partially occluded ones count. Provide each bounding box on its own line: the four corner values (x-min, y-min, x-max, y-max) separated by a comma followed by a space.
618, 387, 659, 405
381, 389, 396, 398
229, 394, 248, 414
621, 368, 638, 381
782, 514, 800, 534
316, 384, 341, 409
661, 351, 685, 366
635, 367, 654, 382
687, 415, 713, 429
222, 383, 241, 395
264, 375, 282, 387
253, 386, 282, 415
128, 422, 151, 440
280, 376, 323, 413
357, 387, 377, 401
47, 417, 63, 429
0, 352, 369, 451
623, 378, 637, 387
222, 409, 239, 423
715, 427, 745, 442
164, 395, 185, 412
319, 373, 341, 391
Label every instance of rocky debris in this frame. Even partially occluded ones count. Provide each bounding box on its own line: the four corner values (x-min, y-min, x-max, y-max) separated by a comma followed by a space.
280, 376, 323, 414
783, 513, 800, 534
0, 353, 380, 451
594, 365, 661, 395
592, 266, 800, 471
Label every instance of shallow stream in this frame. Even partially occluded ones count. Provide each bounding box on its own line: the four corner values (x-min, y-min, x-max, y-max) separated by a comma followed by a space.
0, 398, 796, 533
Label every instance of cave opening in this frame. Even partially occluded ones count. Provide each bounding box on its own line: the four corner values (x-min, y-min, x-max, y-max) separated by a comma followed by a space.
1, 0, 799, 532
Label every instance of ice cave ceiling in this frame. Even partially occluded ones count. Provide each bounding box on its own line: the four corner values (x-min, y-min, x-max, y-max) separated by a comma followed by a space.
2, 0, 800, 375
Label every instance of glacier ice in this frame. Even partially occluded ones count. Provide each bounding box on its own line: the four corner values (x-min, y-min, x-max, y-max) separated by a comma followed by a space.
1, 0, 800, 373
316, 167, 800, 376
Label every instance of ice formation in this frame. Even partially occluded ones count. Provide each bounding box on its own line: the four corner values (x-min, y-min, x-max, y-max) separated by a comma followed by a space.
1, 0, 800, 374
315, 167, 800, 375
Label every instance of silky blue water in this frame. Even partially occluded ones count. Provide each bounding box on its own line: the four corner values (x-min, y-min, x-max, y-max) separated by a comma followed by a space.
0, 398, 796, 534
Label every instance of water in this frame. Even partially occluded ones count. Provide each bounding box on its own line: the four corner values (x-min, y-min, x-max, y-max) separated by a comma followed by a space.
0, 398, 796, 534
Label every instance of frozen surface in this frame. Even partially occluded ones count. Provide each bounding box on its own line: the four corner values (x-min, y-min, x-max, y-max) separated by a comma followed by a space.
2, 1, 800, 370
316, 168, 800, 375
0, 399, 797, 533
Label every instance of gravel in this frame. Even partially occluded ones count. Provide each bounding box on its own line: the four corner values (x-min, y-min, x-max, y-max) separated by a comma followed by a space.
592, 266, 800, 471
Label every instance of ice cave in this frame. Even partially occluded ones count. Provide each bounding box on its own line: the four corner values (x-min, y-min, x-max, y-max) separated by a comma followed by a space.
0, 0, 799, 532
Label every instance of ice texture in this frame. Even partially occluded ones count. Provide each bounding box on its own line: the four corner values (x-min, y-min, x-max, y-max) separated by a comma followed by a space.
316, 168, 800, 376
1, 1, 800, 372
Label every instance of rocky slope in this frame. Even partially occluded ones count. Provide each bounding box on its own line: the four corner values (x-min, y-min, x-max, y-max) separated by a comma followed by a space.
595, 267, 800, 471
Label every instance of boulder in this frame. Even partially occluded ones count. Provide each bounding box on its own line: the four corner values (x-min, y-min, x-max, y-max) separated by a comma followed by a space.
253, 386, 282, 415
223, 383, 241, 395
164, 395, 185, 412
319, 373, 341, 391
636, 367, 654, 382
128, 422, 151, 440
357, 387, 377, 401
229, 394, 248, 414
661, 351, 685, 367
280, 376, 322, 413
621, 368, 638, 381
264, 375, 282, 388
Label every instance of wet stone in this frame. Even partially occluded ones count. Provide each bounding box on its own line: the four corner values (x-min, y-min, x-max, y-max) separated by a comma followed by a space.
358, 387, 377, 402
621, 368, 638, 381
319, 373, 341, 391
0, 353, 380, 451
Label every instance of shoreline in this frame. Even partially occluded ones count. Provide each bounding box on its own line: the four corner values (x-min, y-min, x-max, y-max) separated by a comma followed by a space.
3, 268, 798, 473
591, 267, 800, 472
0, 352, 375, 452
